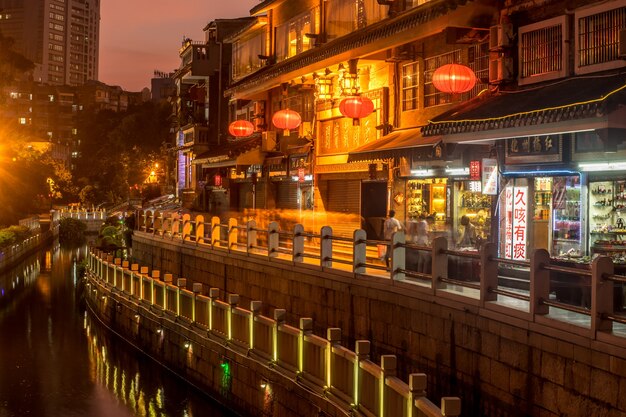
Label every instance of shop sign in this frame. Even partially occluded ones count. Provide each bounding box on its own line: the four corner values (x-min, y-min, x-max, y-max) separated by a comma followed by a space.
504, 186, 528, 260
505, 134, 562, 164
469, 160, 481, 180
481, 158, 498, 195
552, 177, 566, 210
214, 174, 222, 187
298, 167, 305, 183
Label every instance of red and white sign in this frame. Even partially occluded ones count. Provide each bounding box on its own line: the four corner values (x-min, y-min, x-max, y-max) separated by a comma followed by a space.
297, 167, 305, 183
512, 186, 528, 260
470, 160, 481, 180
214, 174, 222, 187
504, 186, 513, 259
481, 158, 498, 195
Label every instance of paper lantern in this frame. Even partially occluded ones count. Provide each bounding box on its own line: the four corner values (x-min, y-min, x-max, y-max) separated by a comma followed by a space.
228, 120, 254, 137
339, 96, 375, 125
272, 109, 301, 136
432, 63, 476, 94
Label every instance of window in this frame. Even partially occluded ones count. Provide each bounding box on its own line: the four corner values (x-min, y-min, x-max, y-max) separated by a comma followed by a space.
276, 8, 319, 61
576, 2, 626, 74
232, 31, 266, 79
401, 62, 418, 111
424, 50, 461, 108
19, 118, 27, 125
326, 0, 385, 41
519, 16, 567, 85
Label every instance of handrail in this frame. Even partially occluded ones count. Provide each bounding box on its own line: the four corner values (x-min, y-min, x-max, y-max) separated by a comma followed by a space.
488, 287, 530, 302
441, 248, 481, 260
542, 264, 592, 277
439, 276, 481, 290
539, 298, 591, 316
492, 257, 530, 267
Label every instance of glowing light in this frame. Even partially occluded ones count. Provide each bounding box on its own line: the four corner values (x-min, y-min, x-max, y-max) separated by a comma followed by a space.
272, 109, 301, 136
432, 63, 476, 94
228, 120, 255, 137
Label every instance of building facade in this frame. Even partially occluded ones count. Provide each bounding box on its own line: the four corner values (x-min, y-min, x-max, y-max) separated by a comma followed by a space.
0, 0, 100, 86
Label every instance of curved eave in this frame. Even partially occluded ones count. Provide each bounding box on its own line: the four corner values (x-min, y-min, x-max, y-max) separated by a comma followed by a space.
225, 0, 493, 98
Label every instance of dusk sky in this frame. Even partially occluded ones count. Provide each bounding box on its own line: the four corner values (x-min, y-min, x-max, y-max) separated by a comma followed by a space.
99, 0, 258, 92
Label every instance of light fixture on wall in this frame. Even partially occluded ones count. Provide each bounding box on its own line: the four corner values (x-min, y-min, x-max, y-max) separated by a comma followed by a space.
313, 72, 333, 100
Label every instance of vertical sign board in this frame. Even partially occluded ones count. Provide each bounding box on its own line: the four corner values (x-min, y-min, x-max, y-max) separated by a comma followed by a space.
504, 186, 513, 259
512, 186, 528, 260
482, 158, 498, 195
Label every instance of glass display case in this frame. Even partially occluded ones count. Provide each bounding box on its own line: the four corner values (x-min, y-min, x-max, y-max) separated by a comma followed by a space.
455, 181, 491, 242
589, 180, 626, 262
552, 176, 581, 256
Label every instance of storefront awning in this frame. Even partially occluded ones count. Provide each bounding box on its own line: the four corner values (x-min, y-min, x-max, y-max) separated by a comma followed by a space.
422, 72, 626, 142
347, 128, 442, 162
193, 136, 262, 167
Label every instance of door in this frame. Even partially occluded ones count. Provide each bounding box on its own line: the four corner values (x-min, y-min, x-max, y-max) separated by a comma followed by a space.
361, 181, 388, 240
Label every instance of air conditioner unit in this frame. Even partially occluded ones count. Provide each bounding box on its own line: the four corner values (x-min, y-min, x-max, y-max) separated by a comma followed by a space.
619, 28, 626, 58
489, 24, 513, 51
261, 131, 276, 152
489, 57, 513, 83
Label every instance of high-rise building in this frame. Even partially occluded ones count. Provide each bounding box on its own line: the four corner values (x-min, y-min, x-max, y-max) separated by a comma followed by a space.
0, 0, 100, 86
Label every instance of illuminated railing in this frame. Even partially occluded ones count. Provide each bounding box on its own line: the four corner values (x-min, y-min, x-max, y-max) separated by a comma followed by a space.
57, 207, 107, 221
135, 209, 626, 342
86, 249, 461, 417
0, 231, 51, 272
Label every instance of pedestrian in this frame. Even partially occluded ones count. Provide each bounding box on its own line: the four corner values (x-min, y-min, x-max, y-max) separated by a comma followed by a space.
383, 210, 402, 268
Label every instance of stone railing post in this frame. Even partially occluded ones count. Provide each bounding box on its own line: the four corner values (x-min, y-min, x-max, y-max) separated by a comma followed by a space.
163, 273, 173, 310
208, 288, 220, 331
192, 283, 203, 322
321, 226, 333, 268
409, 373, 427, 414
247, 220, 257, 254
530, 248, 550, 317
182, 214, 191, 241
273, 309, 287, 362
211, 216, 220, 248
268, 221, 279, 258
354, 340, 370, 407
250, 301, 262, 350
431, 237, 448, 293
380, 355, 397, 416
140, 266, 149, 300
177, 278, 187, 316
327, 328, 341, 388
480, 242, 498, 305
153, 211, 161, 235
591, 256, 614, 335
195, 215, 205, 244
293, 224, 305, 263
391, 231, 406, 281
171, 214, 180, 239
299, 318, 313, 373
228, 218, 238, 251
130, 264, 139, 296
150, 270, 160, 305
228, 294, 239, 340
353, 229, 367, 274
441, 397, 462, 417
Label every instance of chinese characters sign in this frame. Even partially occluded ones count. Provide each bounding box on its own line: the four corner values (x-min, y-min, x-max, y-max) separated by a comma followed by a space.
504, 186, 528, 260
470, 160, 481, 180
481, 158, 498, 195
505, 134, 562, 164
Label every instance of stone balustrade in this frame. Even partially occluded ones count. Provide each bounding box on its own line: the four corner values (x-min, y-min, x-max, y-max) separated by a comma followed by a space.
86, 248, 461, 417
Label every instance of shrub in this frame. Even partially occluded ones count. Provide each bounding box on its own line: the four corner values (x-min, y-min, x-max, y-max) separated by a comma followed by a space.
59, 217, 87, 244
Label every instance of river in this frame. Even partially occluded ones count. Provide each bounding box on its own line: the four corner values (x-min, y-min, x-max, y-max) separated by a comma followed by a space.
0, 244, 238, 417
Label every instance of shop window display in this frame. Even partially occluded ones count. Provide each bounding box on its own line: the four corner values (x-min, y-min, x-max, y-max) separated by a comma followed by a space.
589, 180, 626, 263
455, 181, 490, 246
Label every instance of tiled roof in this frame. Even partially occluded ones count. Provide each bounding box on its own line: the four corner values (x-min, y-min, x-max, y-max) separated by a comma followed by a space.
194, 135, 261, 164
226, 0, 473, 95
422, 73, 626, 137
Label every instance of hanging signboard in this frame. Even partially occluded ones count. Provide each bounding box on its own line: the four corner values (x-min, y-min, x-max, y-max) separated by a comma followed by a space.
512, 186, 528, 260
504, 186, 513, 259
505, 134, 562, 164
481, 158, 498, 195
469, 160, 481, 180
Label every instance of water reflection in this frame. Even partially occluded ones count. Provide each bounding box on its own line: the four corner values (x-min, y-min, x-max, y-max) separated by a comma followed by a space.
0, 243, 238, 417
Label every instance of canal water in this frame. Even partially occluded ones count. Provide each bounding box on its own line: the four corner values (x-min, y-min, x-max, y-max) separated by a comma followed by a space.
0, 244, 238, 417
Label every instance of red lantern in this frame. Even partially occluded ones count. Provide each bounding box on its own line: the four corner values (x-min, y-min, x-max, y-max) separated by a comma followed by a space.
432, 63, 476, 94
228, 120, 254, 137
339, 96, 375, 125
272, 109, 301, 136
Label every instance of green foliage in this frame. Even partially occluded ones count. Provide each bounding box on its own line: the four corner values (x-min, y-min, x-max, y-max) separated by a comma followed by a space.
58, 217, 87, 244
97, 222, 124, 250
0, 225, 31, 248
0, 32, 35, 95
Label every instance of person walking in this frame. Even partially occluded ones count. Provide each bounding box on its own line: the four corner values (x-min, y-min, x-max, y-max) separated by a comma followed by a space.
383, 210, 402, 268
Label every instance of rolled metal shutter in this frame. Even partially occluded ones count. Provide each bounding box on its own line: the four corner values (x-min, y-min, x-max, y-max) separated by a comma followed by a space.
238, 182, 254, 211
256, 181, 267, 210
277, 182, 298, 210
327, 180, 361, 236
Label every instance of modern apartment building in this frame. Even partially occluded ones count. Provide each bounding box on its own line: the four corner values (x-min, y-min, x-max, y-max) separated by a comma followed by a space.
0, 0, 100, 86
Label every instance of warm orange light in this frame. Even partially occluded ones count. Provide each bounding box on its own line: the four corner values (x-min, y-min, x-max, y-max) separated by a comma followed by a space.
432, 63, 476, 94
228, 120, 255, 137
272, 109, 301, 136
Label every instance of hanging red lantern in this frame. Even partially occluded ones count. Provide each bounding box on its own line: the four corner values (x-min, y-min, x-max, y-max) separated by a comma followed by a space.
432, 63, 477, 94
272, 109, 301, 136
339, 96, 375, 125
228, 120, 255, 137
